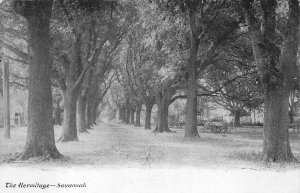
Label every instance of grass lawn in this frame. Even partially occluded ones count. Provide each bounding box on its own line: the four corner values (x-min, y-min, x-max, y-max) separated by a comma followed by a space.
0, 121, 299, 170
0, 121, 300, 193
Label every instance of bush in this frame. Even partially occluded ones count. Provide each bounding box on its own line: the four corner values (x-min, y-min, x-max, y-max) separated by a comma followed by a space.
169, 121, 185, 128
253, 122, 263, 126
240, 122, 264, 127
204, 122, 229, 133
197, 120, 207, 126
209, 117, 223, 122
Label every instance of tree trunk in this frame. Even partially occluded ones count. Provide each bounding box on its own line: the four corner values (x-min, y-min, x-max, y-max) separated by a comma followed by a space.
118, 107, 126, 122
86, 100, 95, 129
125, 106, 130, 124
54, 101, 62, 125
59, 90, 79, 141
85, 103, 90, 129
289, 110, 294, 124
234, 110, 241, 127
2, 56, 10, 138
109, 108, 117, 120
135, 102, 142, 127
155, 88, 172, 133
145, 102, 153, 130
242, 0, 299, 162
76, 92, 88, 133
121, 107, 126, 122
263, 89, 295, 161
93, 105, 98, 125
13, 0, 61, 159
289, 92, 295, 124
184, 8, 200, 138
93, 99, 102, 125
85, 81, 101, 128
118, 108, 122, 120
58, 30, 84, 141
130, 108, 135, 124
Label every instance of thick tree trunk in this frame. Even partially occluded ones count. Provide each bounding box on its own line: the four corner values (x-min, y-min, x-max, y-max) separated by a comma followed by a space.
93, 105, 98, 124
135, 102, 142, 127
84, 76, 95, 129
13, 0, 61, 159
121, 107, 126, 122
184, 8, 200, 138
234, 110, 241, 127
59, 90, 79, 141
109, 108, 117, 120
91, 104, 97, 125
243, 0, 299, 162
118, 108, 122, 120
58, 30, 84, 141
85, 82, 102, 127
262, 89, 295, 161
86, 100, 95, 129
93, 99, 102, 125
84, 79, 99, 128
156, 102, 169, 132
85, 104, 90, 129
54, 101, 62, 125
125, 106, 130, 124
145, 103, 153, 130
289, 110, 294, 124
130, 108, 135, 124
184, 73, 199, 137
155, 88, 172, 133
118, 107, 126, 122
76, 92, 88, 133
2, 56, 10, 138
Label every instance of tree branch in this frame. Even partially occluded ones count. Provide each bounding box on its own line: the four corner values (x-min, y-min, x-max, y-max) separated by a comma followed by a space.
59, 0, 76, 35
6, 55, 28, 65
73, 64, 89, 90
0, 39, 28, 61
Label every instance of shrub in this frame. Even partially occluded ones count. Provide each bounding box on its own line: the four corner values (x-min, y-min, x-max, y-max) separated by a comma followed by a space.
240, 122, 264, 127
204, 122, 229, 133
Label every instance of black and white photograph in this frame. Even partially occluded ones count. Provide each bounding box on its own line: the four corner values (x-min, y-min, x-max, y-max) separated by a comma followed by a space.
0, 0, 299, 193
